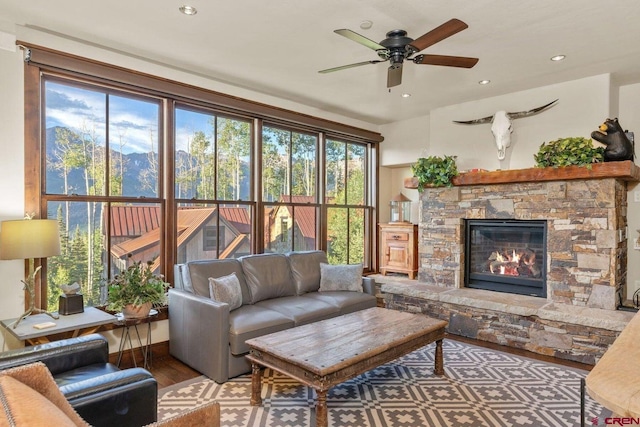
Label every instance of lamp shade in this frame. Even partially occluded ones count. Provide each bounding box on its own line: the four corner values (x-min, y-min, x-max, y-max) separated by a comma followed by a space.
0, 219, 61, 260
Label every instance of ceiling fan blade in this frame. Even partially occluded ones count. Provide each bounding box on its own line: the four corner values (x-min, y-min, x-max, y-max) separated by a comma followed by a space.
408, 18, 468, 53
413, 54, 479, 68
387, 64, 403, 88
334, 29, 386, 51
318, 60, 384, 74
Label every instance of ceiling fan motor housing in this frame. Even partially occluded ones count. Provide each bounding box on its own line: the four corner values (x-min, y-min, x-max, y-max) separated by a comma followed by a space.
377, 30, 414, 62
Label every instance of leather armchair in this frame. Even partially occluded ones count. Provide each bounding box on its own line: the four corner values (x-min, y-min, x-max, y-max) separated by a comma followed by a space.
0, 333, 157, 427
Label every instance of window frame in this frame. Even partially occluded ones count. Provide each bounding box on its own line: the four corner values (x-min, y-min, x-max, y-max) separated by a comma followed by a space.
23, 43, 382, 309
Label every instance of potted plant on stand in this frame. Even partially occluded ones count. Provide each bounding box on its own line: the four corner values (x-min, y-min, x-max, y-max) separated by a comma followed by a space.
107, 257, 169, 319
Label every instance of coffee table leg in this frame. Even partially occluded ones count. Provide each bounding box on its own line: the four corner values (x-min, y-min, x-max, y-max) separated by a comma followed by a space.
250, 363, 263, 406
434, 338, 444, 375
315, 389, 328, 427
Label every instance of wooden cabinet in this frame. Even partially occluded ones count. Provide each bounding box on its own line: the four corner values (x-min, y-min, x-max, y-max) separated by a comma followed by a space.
378, 223, 418, 279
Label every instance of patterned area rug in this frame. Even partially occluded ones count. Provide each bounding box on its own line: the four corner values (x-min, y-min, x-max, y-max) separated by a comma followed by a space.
157, 340, 605, 427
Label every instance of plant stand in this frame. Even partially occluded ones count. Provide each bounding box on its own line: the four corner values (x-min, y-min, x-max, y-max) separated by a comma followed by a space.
115, 309, 158, 369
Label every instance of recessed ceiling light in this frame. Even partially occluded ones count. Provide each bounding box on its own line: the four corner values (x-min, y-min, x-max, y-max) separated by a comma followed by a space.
360, 20, 373, 30
478, 79, 491, 85
401, 93, 411, 98
550, 54, 566, 61
179, 5, 197, 15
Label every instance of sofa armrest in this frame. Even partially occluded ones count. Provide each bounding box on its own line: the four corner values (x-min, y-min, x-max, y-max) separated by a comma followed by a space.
362, 277, 376, 296
168, 288, 231, 383
65, 368, 158, 427
0, 334, 108, 375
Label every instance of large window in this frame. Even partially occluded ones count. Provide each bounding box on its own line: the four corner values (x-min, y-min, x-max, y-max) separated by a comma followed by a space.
24, 46, 381, 312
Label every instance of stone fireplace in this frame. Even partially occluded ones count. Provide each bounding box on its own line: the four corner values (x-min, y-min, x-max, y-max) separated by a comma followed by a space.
382, 161, 640, 364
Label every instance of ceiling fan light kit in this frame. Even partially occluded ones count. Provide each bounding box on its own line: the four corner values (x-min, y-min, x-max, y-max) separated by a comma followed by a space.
319, 18, 479, 88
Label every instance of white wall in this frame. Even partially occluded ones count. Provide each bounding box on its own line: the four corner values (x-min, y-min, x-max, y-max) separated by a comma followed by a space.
379, 116, 430, 167
0, 44, 27, 351
620, 83, 640, 299
429, 74, 611, 172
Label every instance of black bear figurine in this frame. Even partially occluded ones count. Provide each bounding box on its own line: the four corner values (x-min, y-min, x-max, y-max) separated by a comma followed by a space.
591, 118, 635, 162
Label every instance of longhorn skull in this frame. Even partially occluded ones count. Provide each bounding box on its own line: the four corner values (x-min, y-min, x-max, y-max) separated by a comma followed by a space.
454, 99, 558, 160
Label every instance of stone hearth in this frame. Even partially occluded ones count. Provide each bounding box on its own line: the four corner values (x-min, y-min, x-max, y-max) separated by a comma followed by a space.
384, 161, 640, 364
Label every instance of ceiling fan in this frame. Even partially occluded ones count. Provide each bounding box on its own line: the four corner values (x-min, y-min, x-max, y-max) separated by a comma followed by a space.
319, 18, 479, 88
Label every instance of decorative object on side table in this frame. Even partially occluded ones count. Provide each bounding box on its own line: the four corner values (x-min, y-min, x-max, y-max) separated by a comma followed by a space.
389, 193, 412, 223
534, 136, 604, 168
107, 255, 169, 319
410, 155, 458, 190
58, 282, 84, 315
0, 217, 61, 328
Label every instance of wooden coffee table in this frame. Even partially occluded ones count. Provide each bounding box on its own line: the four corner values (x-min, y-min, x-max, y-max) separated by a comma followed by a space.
246, 307, 447, 427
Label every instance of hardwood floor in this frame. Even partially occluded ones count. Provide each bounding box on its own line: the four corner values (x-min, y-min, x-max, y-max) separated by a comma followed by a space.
145, 333, 593, 390
148, 354, 201, 389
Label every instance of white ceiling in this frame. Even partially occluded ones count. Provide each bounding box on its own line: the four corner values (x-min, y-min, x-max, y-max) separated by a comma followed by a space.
2, 1, 640, 125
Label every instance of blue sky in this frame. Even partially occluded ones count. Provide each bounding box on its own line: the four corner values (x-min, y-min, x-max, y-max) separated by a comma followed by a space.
45, 80, 214, 155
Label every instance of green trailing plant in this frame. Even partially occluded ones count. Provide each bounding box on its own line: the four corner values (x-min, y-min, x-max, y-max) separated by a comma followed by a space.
534, 137, 604, 168
107, 256, 169, 312
411, 155, 458, 189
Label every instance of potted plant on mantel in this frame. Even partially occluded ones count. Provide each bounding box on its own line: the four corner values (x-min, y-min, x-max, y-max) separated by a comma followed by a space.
534, 136, 604, 168
410, 155, 459, 190
107, 257, 169, 319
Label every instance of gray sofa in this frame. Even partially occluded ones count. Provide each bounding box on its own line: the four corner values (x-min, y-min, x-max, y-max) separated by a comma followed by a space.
168, 251, 377, 383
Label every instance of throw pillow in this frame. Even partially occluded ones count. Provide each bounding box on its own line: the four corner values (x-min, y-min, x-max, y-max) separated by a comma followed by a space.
319, 263, 363, 292
0, 375, 79, 426
208, 273, 243, 311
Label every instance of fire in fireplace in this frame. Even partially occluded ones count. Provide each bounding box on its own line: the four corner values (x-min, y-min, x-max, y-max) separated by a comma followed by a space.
465, 219, 547, 297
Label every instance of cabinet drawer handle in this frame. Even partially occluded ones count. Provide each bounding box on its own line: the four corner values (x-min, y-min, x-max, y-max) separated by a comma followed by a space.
391, 235, 401, 240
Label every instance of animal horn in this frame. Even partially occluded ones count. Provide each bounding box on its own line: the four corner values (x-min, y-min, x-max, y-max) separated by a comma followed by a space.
507, 99, 558, 120
453, 114, 494, 125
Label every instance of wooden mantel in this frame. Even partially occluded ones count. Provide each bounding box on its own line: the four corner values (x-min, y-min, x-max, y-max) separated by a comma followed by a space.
404, 160, 640, 189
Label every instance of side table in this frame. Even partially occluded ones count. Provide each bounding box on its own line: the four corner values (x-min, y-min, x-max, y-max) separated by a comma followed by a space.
115, 309, 158, 369
1, 307, 116, 345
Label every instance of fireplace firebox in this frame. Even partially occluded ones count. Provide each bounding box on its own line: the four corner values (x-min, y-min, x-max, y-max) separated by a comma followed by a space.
465, 220, 547, 297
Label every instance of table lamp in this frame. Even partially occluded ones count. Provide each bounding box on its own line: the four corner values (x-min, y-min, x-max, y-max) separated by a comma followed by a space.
0, 218, 61, 328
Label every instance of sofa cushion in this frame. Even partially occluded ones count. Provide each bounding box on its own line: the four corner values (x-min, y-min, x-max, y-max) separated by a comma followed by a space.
184, 259, 250, 304
240, 254, 295, 303
287, 251, 329, 295
302, 291, 377, 315
208, 273, 243, 311
228, 305, 295, 355
255, 296, 339, 326
319, 263, 363, 292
